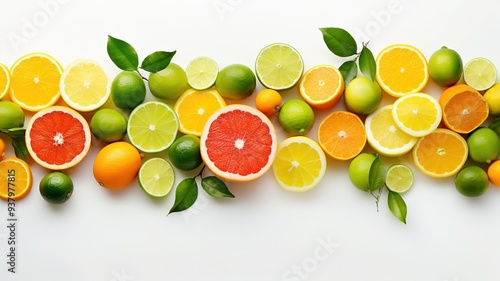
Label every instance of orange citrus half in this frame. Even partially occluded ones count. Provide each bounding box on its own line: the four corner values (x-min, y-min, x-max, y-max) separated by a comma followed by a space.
0, 157, 33, 201
299, 64, 344, 109
0, 63, 10, 99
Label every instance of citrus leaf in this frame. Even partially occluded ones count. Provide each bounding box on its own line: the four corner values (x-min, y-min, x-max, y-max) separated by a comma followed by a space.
388, 190, 407, 224
359, 46, 376, 81
368, 155, 386, 192
140, 51, 176, 73
201, 176, 234, 198
319, 27, 357, 57
1, 128, 28, 161
168, 178, 198, 215
339, 60, 358, 85
489, 118, 500, 136
107, 35, 139, 71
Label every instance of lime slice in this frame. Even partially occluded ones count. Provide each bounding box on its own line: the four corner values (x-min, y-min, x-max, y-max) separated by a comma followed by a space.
138, 158, 175, 197
127, 101, 179, 153
185, 56, 219, 90
386, 164, 414, 193
255, 43, 304, 90
464, 57, 497, 91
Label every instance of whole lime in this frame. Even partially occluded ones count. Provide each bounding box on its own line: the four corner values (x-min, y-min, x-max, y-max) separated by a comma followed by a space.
348, 153, 377, 192
0, 100, 25, 130
484, 83, 500, 116
344, 76, 382, 115
90, 108, 127, 142
467, 127, 500, 164
111, 71, 146, 110
39, 172, 74, 204
168, 135, 203, 171
278, 99, 314, 135
215, 64, 256, 100
428, 46, 463, 87
148, 63, 188, 100
454, 165, 489, 197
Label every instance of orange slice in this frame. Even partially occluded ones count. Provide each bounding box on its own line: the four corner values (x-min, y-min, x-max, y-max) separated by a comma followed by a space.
299, 64, 344, 109
200, 104, 277, 182
0, 63, 10, 99
375, 44, 429, 97
26, 106, 92, 170
10, 53, 63, 112
0, 157, 33, 201
439, 84, 489, 134
174, 89, 226, 137
317, 111, 366, 160
412, 128, 468, 178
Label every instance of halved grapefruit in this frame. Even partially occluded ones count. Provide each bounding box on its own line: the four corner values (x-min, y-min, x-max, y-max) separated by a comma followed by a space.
26, 106, 92, 170
200, 104, 277, 182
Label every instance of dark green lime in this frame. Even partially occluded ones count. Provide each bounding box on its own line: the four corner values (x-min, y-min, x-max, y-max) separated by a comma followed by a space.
111, 71, 146, 110
454, 166, 489, 197
39, 172, 74, 204
168, 135, 203, 171
90, 108, 127, 142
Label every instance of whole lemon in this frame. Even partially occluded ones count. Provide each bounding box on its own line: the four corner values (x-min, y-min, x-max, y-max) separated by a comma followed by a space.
484, 83, 500, 116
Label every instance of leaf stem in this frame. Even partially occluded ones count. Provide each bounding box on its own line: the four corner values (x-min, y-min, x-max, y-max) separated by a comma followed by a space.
136, 69, 148, 81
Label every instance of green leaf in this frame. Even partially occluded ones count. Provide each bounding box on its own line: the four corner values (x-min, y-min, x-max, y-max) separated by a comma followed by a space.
319, 27, 357, 57
368, 156, 386, 192
388, 190, 407, 224
201, 176, 235, 198
339, 60, 358, 85
359, 45, 376, 81
140, 51, 176, 73
168, 178, 198, 215
1, 128, 28, 161
107, 35, 139, 71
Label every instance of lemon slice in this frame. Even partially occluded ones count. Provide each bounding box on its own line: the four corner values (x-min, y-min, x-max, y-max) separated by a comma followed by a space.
186, 57, 219, 90
255, 43, 304, 90
392, 93, 442, 137
138, 158, 175, 198
463, 57, 497, 91
386, 164, 414, 193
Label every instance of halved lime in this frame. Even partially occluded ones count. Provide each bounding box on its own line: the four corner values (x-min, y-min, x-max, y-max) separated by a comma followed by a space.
464, 57, 497, 91
255, 43, 304, 90
386, 164, 414, 193
138, 158, 175, 197
185, 56, 219, 90
127, 101, 178, 153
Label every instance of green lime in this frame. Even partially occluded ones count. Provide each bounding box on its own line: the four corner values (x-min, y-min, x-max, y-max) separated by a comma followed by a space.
463, 57, 497, 91
127, 101, 179, 153
344, 76, 382, 115
215, 64, 256, 100
348, 153, 377, 192
111, 71, 146, 110
454, 165, 489, 197
467, 127, 500, 164
148, 63, 188, 100
278, 98, 314, 135
168, 135, 203, 171
39, 172, 74, 204
428, 46, 463, 87
90, 108, 127, 142
186, 57, 219, 90
484, 83, 500, 116
385, 164, 414, 193
138, 157, 175, 198
255, 43, 304, 90
0, 100, 25, 130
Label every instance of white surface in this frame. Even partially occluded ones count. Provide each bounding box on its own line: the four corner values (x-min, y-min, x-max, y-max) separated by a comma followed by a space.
1, 0, 500, 280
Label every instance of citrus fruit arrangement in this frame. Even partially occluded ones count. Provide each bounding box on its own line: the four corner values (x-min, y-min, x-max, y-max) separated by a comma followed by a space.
1, 27, 500, 224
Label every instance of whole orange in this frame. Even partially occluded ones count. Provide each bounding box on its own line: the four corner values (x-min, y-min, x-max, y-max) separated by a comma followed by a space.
488, 160, 500, 187
254, 89, 282, 116
93, 141, 142, 190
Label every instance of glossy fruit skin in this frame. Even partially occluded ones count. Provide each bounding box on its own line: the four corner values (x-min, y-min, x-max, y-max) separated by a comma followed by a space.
215, 64, 256, 100
278, 99, 314, 135
428, 46, 463, 87
111, 71, 146, 110
148, 63, 188, 100
454, 165, 489, 197
0, 100, 25, 130
488, 160, 500, 187
255, 89, 282, 115
0, 138, 5, 160
168, 135, 203, 171
39, 172, 74, 204
348, 153, 377, 192
90, 108, 127, 143
466, 127, 500, 164
344, 77, 382, 115
484, 83, 500, 116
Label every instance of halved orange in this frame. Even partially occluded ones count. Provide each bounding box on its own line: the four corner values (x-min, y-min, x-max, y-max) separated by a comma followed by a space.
10, 53, 62, 111
200, 104, 277, 182
317, 111, 366, 160
0, 157, 33, 201
0, 63, 10, 99
439, 84, 489, 134
412, 128, 468, 178
375, 44, 428, 97
26, 106, 92, 170
299, 64, 344, 109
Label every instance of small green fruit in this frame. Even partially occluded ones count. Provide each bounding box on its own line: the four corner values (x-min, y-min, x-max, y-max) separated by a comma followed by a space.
428, 46, 463, 87
467, 127, 500, 164
348, 153, 377, 192
168, 135, 203, 171
0, 100, 25, 130
454, 165, 489, 197
215, 64, 256, 100
90, 108, 127, 142
148, 63, 188, 100
111, 71, 146, 110
344, 76, 382, 115
278, 99, 314, 136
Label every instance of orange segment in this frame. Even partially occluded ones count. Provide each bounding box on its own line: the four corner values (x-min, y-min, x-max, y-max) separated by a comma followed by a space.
0, 63, 10, 99
412, 128, 468, 178
0, 157, 33, 201
375, 44, 428, 97
299, 64, 344, 109
10, 53, 62, 112
439, 84, 489, 134
174, 89, 226, 136
317, 111, 366, 160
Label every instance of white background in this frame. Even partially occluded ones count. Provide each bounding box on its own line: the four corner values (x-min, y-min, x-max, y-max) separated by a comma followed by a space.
1, 0, 500, 280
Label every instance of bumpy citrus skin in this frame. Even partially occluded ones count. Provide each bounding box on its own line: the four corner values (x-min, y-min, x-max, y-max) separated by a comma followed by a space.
148, 63, 188, 100
454, 165, 489, 197
0, 100, 25, 130
344, 76, 382, 115
90, 108, 127, 143
168, 135, 203, 171
467, 127, 500, 164
215, 64, 256, 100
278, 99, 315, 135
111, 71, 146, 110
348, 153, 376, 192
488, 160, 500, 187
255, 89, 282, 115
428, 46, 463, 87
39, 172, 74, 204
0, 138, 5, 160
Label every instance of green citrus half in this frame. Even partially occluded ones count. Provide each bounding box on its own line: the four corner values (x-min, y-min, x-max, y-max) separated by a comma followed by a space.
255, 43, 304, 90
385, 164, 414, 193
464, 57, 497, 91
138, 157, 175, 198
186, 57, 219, 90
